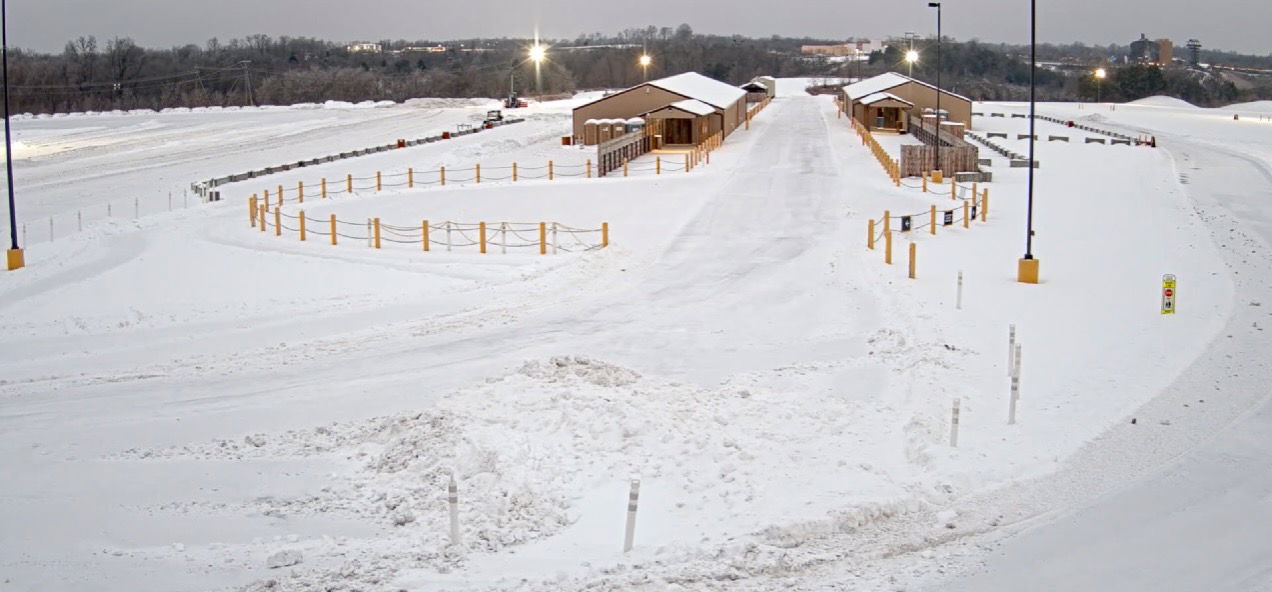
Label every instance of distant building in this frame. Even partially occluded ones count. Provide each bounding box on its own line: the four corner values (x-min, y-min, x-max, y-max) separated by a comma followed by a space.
572, 72, 747, 146
403, 45, 447, 53
801, 40, 888, 58
841, 72, 972, 132
346, 43, 383, 54
1128, 34, 1173, 66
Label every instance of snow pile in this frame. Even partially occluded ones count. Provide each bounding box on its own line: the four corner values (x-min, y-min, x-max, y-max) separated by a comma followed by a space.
1128, 96, 1197, 108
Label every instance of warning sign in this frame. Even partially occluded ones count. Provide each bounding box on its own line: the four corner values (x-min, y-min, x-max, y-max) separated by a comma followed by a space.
943, 210, 954, 226
901, 216, 912, 232
1161, 274, 1176, 315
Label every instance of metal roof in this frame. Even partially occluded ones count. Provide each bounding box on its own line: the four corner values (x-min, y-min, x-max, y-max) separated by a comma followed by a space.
842, 72, 971, 103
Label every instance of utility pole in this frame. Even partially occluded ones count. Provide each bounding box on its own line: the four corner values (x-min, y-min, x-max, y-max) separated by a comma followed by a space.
928, 2, 943, 177
238, 60, 255, 107
3, 0, 23, 270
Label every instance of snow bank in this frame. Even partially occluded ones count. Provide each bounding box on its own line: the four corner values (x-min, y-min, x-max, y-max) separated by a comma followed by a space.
1128, 96, 1197, 108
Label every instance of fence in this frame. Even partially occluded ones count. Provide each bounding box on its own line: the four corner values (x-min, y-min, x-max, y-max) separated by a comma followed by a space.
904, 114, 982, 177
850, 118, 903, 186
598, 129, 653, 177
248, 196, 608, 255
866, 181, 991, 278
191, 117, 527, 200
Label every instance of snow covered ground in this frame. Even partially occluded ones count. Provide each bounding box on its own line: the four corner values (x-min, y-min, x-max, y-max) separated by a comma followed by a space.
1, 86, 1269, 592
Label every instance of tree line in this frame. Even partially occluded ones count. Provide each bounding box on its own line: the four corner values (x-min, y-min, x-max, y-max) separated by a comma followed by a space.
3, 27, 1267, 115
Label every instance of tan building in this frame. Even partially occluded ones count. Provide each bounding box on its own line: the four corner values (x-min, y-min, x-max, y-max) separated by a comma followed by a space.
572, 72, 748, 146
841, 72, 973, 133
802, 44, 856, 57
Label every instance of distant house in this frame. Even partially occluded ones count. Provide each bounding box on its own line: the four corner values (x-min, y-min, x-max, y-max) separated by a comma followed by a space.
346, 43, 382, 54
572, 72, 748, 146
841, 72, 972, 133
403, 45, 447, 53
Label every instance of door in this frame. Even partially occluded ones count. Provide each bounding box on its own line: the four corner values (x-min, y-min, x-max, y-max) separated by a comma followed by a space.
664, 119, 693, 145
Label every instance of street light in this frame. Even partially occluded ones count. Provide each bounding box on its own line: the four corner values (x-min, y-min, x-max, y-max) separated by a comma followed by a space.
927, 1, 942, 179
905, 49, 920, 77
1018, 0, 1040, 284
1093, 67, 1107, 103
527, 37, 548, 99
2, 0, 23, 271
639, 54, 652, 81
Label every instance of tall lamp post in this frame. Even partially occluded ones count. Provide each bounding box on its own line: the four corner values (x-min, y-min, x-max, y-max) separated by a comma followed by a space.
905, 49, 920, 78
1018, 0, 1040, 283
3, 0, 23, 271
1093, 67, 1106, 103
927, 2, 942, 178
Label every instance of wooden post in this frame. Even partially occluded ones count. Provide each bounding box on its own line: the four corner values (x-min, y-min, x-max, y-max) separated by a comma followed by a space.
885, 230, 893, 265
908, 242, 917, 279
441, 166, 446, 186
602, 222, 609, 248
539, 222, 546, 255
264, 188, 270, 207
330, 214, 337, 245
476, 163, 481, 183
373, 217, 381, 248
376, 171, 382, 192
951, 179, 957, 200
656, 157, 661, 175
586, 159, 591, 178
549, 161, 554, 180
298, 181, 304, 203
684, 153, 690, 172
868, 218, 875, 250
249, 196, 258, 227
883, 210, 891, 234
258, 204, 266, 232
930, 205, 937, 235
408, 168, 414, 188
963, 201, 970, 228
299, 211, 306, 241
624, 159, 629, 177
982, 189, 989, 221
922, 174, 928, 193
513, 162, 518, 181
479, 222, 487, 254
422, 220, 430, 251
277, 184, 283, 205
274, 207, 281, 237
321, 178, 327, 199
346, 174, 352, 193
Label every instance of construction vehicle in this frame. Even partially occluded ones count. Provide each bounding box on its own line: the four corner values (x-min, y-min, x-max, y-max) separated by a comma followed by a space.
484, 110, 504, 124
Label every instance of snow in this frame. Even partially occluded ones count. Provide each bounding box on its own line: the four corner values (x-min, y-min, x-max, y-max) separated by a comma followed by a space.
667, 99, 717, 116
860, 92, 914, 106
843, 72, 973, 103
1128, 95, 1198, 108
646, 71, 747, 109
1, 88, 1269, 592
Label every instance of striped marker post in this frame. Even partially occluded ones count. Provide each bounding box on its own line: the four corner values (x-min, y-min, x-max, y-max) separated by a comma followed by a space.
448, 475, 460, 545
623, 478, 640, 553
950, 399, 961, 447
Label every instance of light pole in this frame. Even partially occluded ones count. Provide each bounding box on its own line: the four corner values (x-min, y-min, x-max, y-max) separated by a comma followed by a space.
3, 0, 22, 271
1018, 0, 1040, 283
639, 54, 652, 82
528, 40, 547, 100
927, 2, 942, 178
1094, 67, 1107, 103
905, 49, 920, 78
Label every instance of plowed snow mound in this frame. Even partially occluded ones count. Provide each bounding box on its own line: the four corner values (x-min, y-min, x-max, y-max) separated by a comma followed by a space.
1128, 96, 1197, 108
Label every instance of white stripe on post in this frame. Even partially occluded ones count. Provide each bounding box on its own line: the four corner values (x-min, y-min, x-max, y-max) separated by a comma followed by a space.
956, 271, 964, 310
623, 478, 640, 553
1007, 324, 1017, 376
448, 474, 460, 545
950, 399, 961, 447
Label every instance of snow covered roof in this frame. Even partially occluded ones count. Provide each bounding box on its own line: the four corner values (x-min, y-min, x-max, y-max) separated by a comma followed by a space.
859, 92, 914, 106
664, 99, 717, 116
740, 81, 767, 91
842, 72, 971, 103
647, 72, 746, 110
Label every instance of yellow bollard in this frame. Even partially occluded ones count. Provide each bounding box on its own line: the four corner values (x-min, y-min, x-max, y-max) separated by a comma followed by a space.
259, 204, 266, 232
885, 230, 893, 265
513, 162, 518, 182
972, 183, 978, 204
374, 217, 381, 249
321, 178, 327, 199
277, 184, 283, 205
423, 220, 429, 252
930, 205, 937, 235
656, 156, 661, 175
298, 181, 304, 203
922, 174, 928, 193
951, 180, 957, 201
274, 207, 281, 237
586, 159, 591, 178
685, 153, 690, 172
408, 168, 414, 189
602, 222, 609, 248
376, 171, 382, 192
868, 218, 875, 250
299, 210, 306, 241
963, 201, 970, 228
539, 222, 546, 255
549, 161, 554, 181
441, 166, 446, 186
264, 188, 270, 207
346, 174, 353, 194
330, 215, 337, 245
982, 189, 990, 221
908, 243, 917, 279
249, 196, 258, 227
624, 159, 628, 177
476, 163, 481, 184
883, 209, 891, 234
479, 222, 487, 254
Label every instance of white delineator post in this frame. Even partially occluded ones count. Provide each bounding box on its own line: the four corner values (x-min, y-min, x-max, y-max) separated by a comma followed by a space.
950, 398, 961, 447
448, 474, 460, 545
134, 197, 139, 218
1008, 343, 1022, 424
956, 271, 964, 310
623, 478, 640, 553
445, 221, 452, 252
1007, 324, 1017, 376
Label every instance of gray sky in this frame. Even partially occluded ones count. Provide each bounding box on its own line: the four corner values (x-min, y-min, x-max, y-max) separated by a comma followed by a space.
8, 0, 1269, 55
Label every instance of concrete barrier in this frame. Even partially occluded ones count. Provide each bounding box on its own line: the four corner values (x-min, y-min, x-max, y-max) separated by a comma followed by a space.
1048, 136, 1069, 142
1010, 159, 1040, 168
988, 132, 1008, 139
1017, 134, 1037, 140
1111, 139, 1131, 145
978, 158, 992, 166
1011, 113, 1027, 119
991, 113, 1005, 118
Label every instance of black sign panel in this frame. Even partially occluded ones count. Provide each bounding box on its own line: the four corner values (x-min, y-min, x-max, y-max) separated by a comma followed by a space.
971, 205, 978, 219
901, 216, 912, 232
944, 211, 954, 226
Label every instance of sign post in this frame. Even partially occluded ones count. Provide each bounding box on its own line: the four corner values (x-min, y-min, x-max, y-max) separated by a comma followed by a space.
1161, 274, 1176, 315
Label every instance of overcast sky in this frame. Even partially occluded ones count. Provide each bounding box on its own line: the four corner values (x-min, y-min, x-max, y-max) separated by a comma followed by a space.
7, 0, 1269, 55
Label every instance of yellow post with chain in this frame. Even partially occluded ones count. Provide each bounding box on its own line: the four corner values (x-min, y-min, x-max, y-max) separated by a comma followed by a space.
868, 218, 875, 250
374, 217, 381, 249
274, 207, 281, 237
408, 168, 414, 188
963, 201, 970, 228
299, 211, 306, 241
376, 171, 382, 192
885, 230, 893, 265
422, 220, 429, 252
922, 174, 927, 193
908, 243, 917, 279
586, 160, 591, 178
277, 184, 283, 205
656, 156, 661, 175
602, 222, 609, 248
549, 161, 554, 180
982, 189, 989, 221
259, 204, 266, 232
513, 162, 518, 181
330, 215, 337, 245
298, 181, 304, 203
930, 205, 937, 235
441, 166, 446, 186
539, 222, 546, 255
249, 196, 257, 227
883, 210, 891, 234
479, 222, 487, 254
476, 164, 481, 183
321, 178, 327, 199
346, 174, 352, 194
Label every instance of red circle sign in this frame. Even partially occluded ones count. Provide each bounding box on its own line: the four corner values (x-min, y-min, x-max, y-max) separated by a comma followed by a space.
1165, 289, 1174, 297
